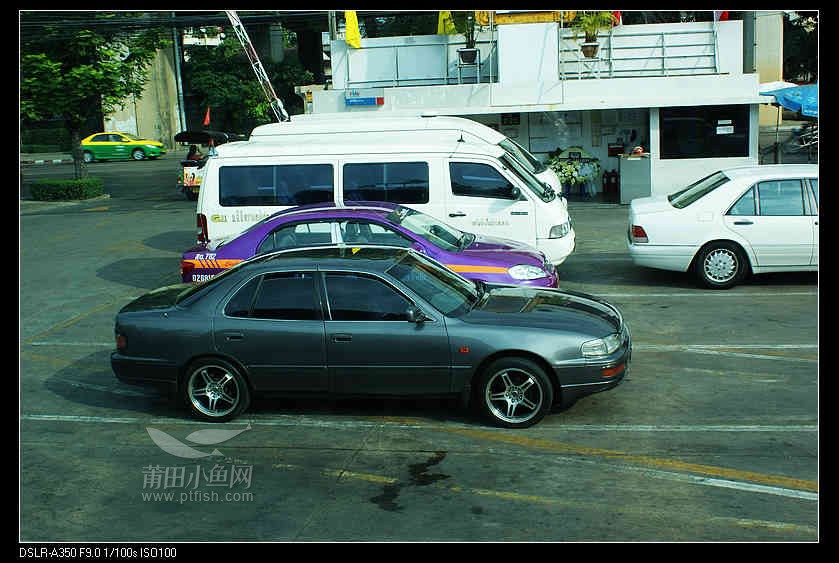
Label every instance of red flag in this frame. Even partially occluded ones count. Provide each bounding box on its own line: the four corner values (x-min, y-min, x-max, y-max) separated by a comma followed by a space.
713, 11, 729, 22
203, 107, 211, 127
612, 11, 622, 26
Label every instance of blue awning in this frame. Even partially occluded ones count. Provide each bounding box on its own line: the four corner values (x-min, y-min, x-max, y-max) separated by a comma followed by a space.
760, 83, 818, 118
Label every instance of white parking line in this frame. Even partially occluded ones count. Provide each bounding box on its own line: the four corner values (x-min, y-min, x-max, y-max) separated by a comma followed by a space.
598, 291, 817, 298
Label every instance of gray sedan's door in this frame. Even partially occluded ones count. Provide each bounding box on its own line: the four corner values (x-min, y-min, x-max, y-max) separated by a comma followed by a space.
214, 272, 328, 392
322, 272, 451, 395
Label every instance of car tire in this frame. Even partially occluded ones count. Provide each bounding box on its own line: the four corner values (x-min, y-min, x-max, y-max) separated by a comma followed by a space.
695, 241, 747, 290
182, 358, 251, 422
131, 148, 146, 161
83, 151, 94, 163
476, 357, 553, 428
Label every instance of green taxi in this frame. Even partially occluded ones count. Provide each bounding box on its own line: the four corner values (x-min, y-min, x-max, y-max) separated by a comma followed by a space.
80, 132, 167, 162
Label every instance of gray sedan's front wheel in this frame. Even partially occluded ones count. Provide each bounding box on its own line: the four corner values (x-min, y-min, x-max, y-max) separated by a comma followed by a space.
183, 359, 250, 422
477, 357, 553, 428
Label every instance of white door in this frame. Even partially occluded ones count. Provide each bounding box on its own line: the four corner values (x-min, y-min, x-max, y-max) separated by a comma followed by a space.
808, 178, 818, 266
724, 179, 812, 267
444, 159, 537, 245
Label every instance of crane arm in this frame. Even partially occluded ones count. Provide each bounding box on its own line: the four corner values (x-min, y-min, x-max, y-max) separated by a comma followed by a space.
225, 10, 289, 122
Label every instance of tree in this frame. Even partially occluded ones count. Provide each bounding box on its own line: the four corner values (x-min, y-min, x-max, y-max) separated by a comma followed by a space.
20, 12, 171, 179
783, 11, 818, 83
182, 32, 313, 133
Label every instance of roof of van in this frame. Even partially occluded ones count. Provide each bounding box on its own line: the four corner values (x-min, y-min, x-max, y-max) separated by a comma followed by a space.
249, 114, 506, 145
212, 135, 506, 159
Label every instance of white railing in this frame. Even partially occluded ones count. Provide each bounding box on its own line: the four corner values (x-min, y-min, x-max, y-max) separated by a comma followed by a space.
558, 26, 720, 80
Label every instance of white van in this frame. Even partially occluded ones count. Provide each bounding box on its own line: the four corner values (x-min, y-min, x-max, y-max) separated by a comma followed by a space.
250, 114, 564, 195
195, 134, 576, 264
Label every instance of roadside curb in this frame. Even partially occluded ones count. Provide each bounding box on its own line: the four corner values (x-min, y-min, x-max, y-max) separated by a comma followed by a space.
20, 158, 74, 166
20, 193, 111, 212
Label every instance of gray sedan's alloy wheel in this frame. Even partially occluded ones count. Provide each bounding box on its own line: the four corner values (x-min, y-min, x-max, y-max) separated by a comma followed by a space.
183, 359, 250, 422
696, 242, 746, 289
131, 148, 146, 161
477, 357, 553, 428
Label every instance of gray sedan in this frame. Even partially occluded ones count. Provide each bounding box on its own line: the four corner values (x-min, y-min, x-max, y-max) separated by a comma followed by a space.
111, 246, 630, 428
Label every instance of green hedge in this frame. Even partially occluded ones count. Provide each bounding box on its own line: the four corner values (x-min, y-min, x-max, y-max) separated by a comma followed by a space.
30, 178, 105, 201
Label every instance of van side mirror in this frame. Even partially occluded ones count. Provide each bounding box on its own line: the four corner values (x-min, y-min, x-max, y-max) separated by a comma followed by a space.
508, 186, 522, 200
406, 305, 428, 323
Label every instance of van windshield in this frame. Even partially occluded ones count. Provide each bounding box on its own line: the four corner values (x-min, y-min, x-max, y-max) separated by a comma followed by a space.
500, 138, 548, 174
500, 154, 556, 203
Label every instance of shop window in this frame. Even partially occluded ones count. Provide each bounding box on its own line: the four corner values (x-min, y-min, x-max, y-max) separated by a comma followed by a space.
660, 105, 749, 159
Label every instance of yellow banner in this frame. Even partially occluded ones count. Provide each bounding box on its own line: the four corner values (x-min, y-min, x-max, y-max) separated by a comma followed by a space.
475, 11, 576, 26
345, 11, 361, 48
437, 11, 457, 34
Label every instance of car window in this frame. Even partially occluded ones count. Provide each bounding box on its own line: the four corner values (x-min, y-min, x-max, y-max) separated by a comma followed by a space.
808, 178, 818, 207
219, 164, 334, 207
250, 272, 321, 320
384, 206, 466, 252
727, 187, 756, 216
224, 276, 262, 317
757, 180, 805, 216
338, 220, 412, 247
343, 162, 429, 204
110, 134, 126, 142
325, 273, 411, 321
668, 171, 730, 208
91, 134, 109, 142
386, 252, 478, 317
450, 162, 519, 200
257, 221, 334, 254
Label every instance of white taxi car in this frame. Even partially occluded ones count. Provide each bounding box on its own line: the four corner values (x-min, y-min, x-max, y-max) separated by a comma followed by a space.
627, 164, 818, 289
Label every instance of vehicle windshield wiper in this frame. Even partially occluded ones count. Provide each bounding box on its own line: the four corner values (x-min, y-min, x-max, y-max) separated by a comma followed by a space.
542, 183, 556, 202
458, 232, 475, 250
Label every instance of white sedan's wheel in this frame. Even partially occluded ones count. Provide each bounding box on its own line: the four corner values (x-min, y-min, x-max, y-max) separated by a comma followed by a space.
696, 242, 746, 289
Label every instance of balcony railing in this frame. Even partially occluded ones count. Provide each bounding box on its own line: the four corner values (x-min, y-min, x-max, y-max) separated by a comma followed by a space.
339, 36, 499, 90
558, 26, 720, 80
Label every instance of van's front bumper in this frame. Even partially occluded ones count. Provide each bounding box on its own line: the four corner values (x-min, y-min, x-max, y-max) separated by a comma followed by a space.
537, 228, 576, 265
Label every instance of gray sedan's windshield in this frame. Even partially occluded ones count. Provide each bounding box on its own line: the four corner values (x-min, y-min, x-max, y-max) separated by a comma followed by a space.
386, 253, 478, 316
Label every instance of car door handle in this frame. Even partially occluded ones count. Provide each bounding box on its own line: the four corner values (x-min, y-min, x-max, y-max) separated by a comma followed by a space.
223, 332, 244, 341
511, 211, 529, 216
331, 333, 353, 343
733, 220, 753, 225
448, 212, 466, 217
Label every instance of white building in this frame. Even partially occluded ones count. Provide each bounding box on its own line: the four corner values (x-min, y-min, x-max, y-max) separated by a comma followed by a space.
304, 15, 769, 202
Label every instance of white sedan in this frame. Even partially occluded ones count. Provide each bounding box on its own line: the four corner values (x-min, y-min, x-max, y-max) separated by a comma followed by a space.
627, 164, 818, 289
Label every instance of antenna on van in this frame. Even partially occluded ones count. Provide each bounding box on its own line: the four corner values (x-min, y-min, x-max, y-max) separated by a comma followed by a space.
458, 134, 465, 143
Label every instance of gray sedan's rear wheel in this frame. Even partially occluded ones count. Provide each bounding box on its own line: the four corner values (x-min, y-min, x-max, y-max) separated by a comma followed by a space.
477, 357, 553, 428
695, 242, 746, 289
183, 359, 250, 422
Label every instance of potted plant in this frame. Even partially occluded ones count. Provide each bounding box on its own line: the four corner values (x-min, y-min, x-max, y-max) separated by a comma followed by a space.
452, 11, 479, 64
571, 11, 617, 58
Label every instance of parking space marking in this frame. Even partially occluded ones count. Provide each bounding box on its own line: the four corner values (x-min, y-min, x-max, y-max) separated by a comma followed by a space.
22, 413, 818, 500
437, 426, 819, 497
634, 344, 817, 363
599, 291, 817, 298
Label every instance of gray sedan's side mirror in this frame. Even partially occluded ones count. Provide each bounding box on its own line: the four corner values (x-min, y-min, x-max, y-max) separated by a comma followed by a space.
406, 305, 428, 324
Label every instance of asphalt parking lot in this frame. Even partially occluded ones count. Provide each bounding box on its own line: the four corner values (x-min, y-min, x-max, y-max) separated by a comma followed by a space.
20, 155, 819, 542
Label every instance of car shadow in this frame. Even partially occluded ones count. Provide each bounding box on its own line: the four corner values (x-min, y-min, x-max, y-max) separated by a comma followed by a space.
143, 231, 196, 253
42, 350, 177, 418
42, 350, 492, 427
96, 258, 181, 290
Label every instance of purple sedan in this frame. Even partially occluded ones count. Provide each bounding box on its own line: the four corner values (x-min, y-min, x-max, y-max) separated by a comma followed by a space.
181, 202, 558, 287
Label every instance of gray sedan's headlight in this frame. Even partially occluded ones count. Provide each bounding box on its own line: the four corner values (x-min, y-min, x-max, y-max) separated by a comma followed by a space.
508, 264, 547, 280
549, 221, 571, 238
581, 333, 622, 357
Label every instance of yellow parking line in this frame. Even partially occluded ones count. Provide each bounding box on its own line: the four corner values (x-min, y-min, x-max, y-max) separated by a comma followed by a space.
439, 426, 819, 493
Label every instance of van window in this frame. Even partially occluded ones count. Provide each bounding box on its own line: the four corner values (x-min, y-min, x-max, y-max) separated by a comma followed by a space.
219, 164, 334, 207
450, 162, 518, 200
343, 162, 429, 204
